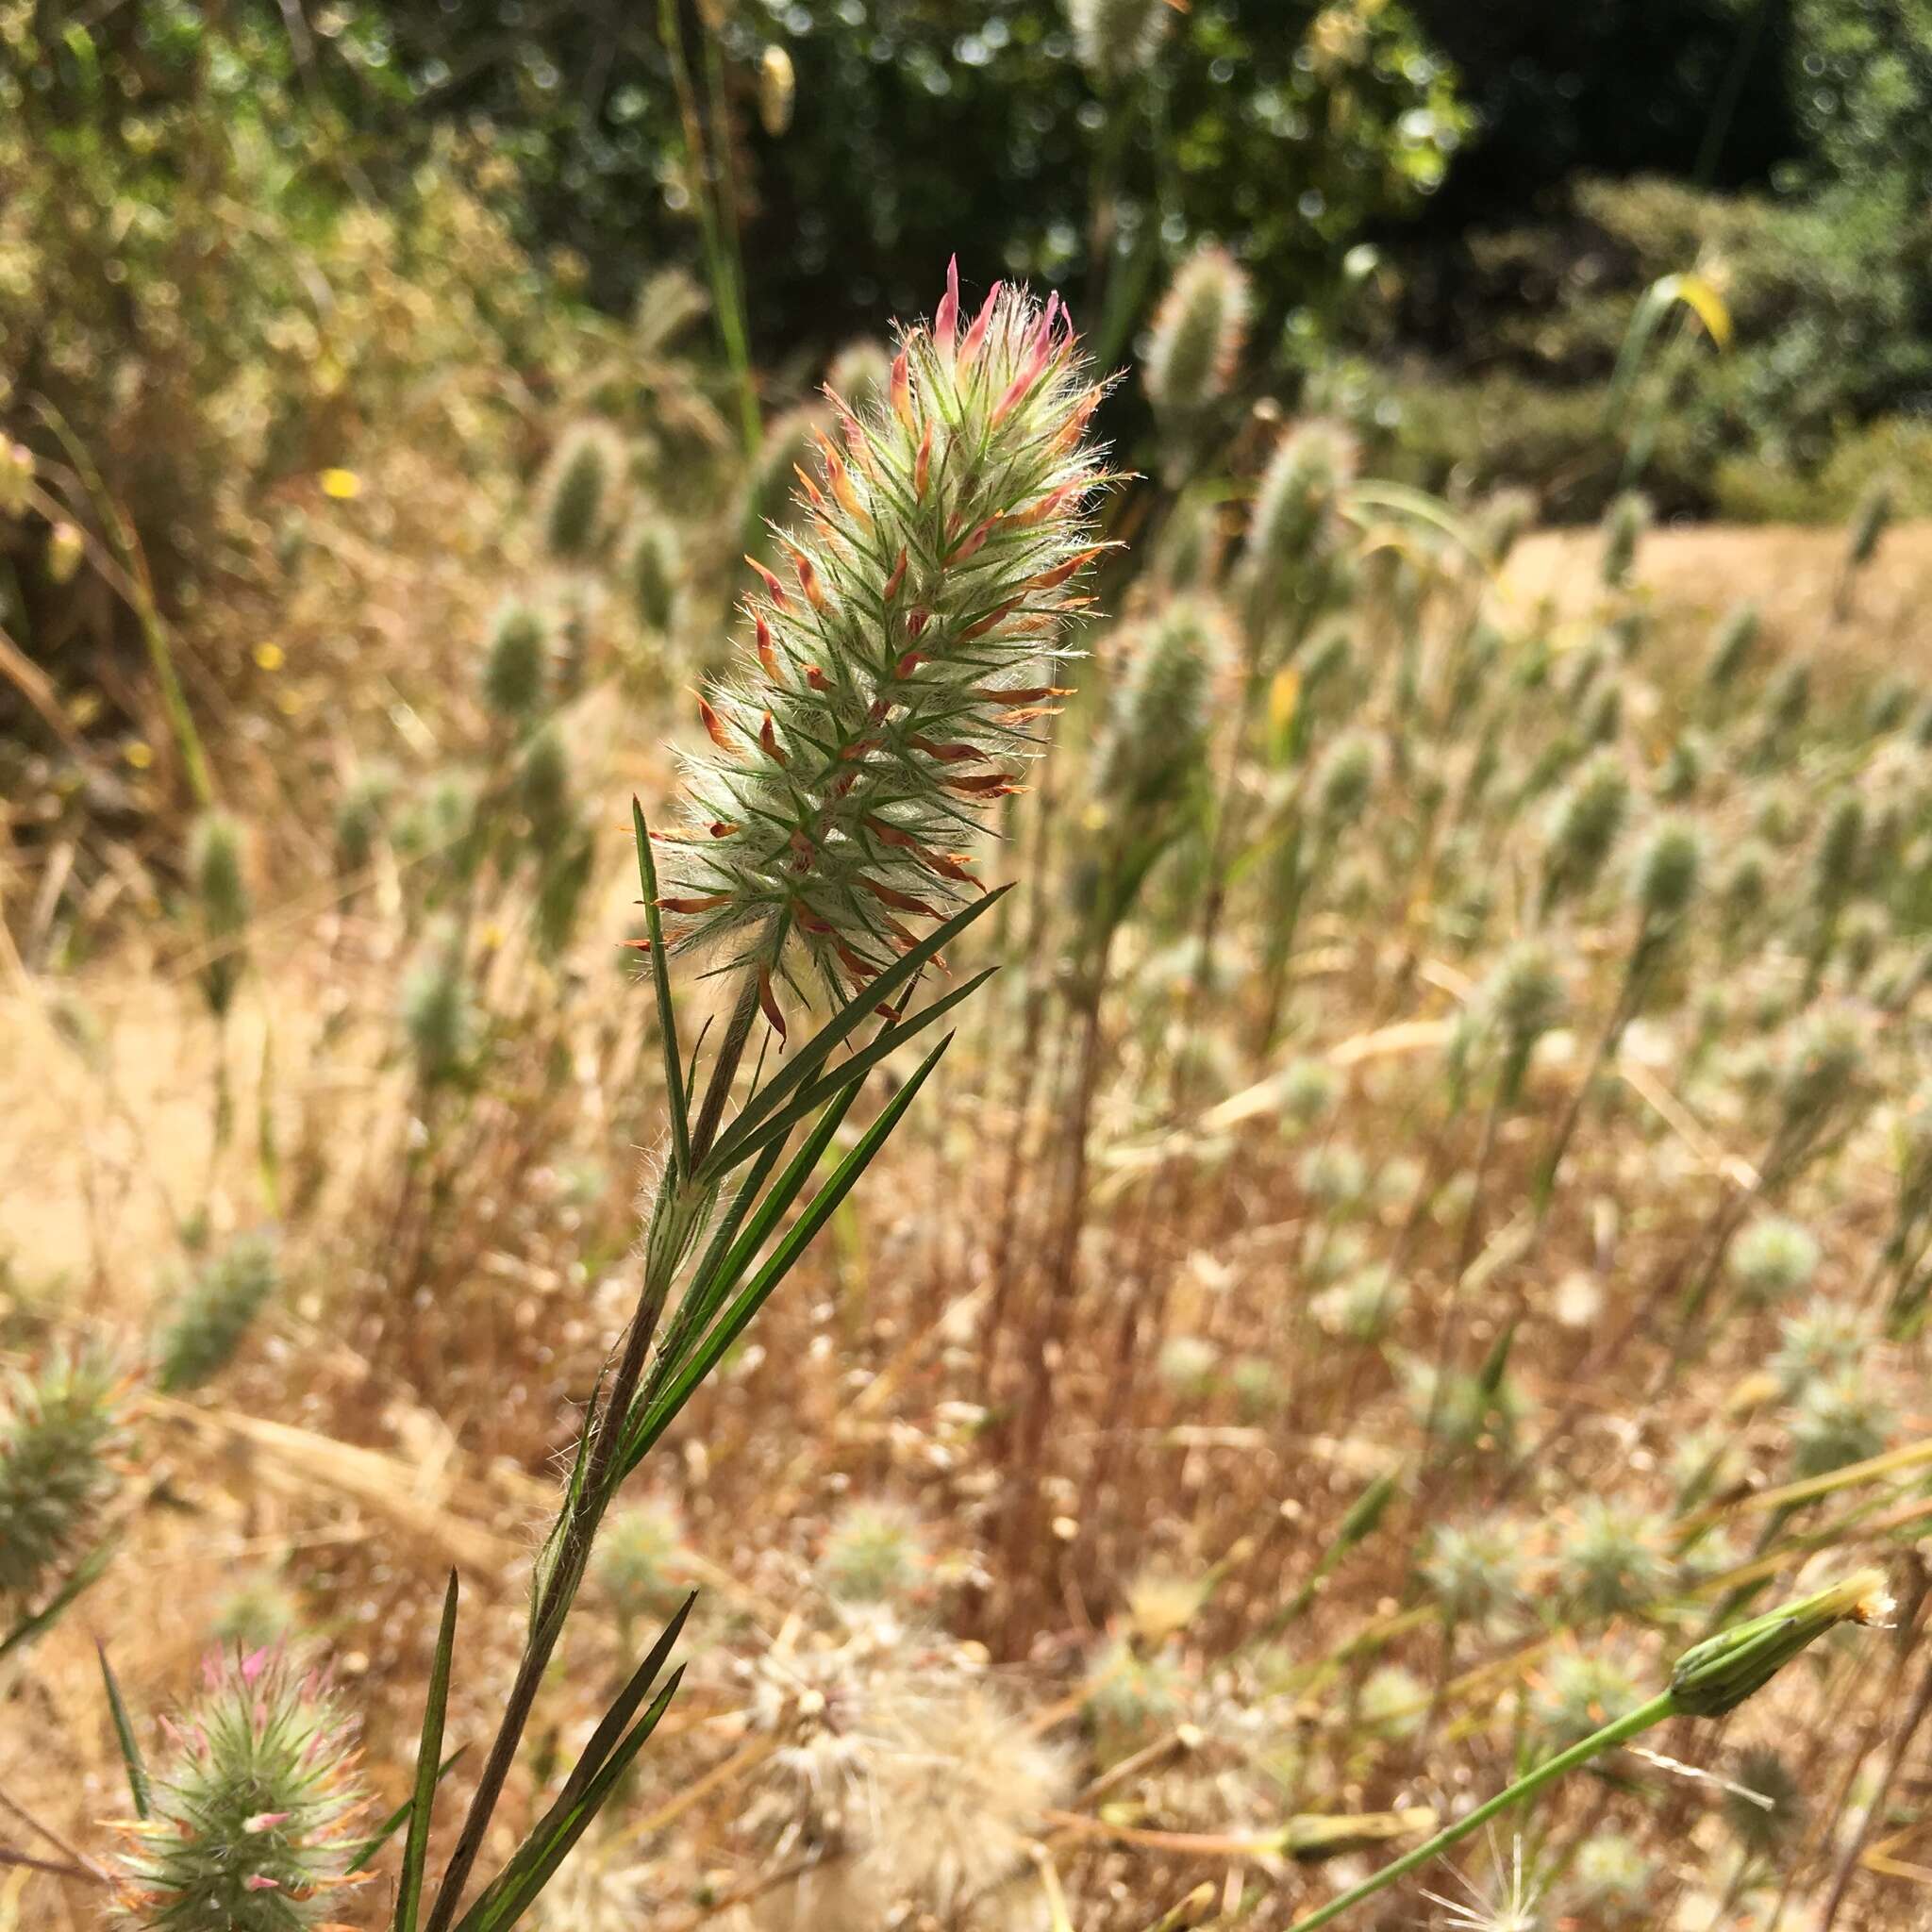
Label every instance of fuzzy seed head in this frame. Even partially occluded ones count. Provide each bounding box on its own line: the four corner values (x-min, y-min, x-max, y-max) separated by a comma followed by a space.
1422, 1513, 1539, 1625
1094, 597, 1227, 813
1314, 727, 1380, 827
189, 810, 251, 1021
1542, 750, 1630, 905
662, 267, 1108, 999
1631, 816, 1702, 924
1724, 1744, 1805, 1855
0, 1347, 123, 1608
333, 761, 397, 875
1558, 1499, 1672, 1621
399, 920, 473, 1090
1719, 839, 1773, 921
1485, 939, 1565, 1051
1143, 244, 1250, 425
156, 1228, 281, 1393
515, 720, 575, 842
1728, 1215, 1821, 1306
593, 1498, 687, 1624
826, 339, 893, 418
1789, 1371, 1891, 1477
818, 1499, 926, 1605
540, 421, 626, 560
1598, 489, 1650, 589
1244, 421, 1356, 589
1568, 1832, 1654, 1925
1534, 1646, 1644, 1749
481, 601, 551, 721
111, 1646, 369, 1929
1704, 601, 1758, 690
1765, 658, 1812, 734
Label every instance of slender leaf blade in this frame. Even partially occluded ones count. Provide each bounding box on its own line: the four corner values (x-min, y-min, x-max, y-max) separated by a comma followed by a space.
96, 1641, 149, 1820
395, 1571, 460, 1932
632, 797, 691, 1180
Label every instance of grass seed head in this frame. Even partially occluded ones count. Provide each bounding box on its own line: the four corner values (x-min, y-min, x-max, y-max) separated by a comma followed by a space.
189, 810, 251, 1021
480, 600, 551, 722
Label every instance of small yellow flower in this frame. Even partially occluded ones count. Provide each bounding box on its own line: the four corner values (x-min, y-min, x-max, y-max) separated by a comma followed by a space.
319, 468, 361, 501
125, 740, 154, 770
253, 641, 285, 672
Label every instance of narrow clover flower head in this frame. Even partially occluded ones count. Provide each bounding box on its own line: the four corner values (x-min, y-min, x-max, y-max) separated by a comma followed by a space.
1704, 601, 1758, 690
1847, 475, 1892, 571
189, 810, 251, 1022
658, 263, 1109, 1004
1598, 488, 1650, 590
1092, 595, 1226, 813
111, 1645, 370, 1929
480, 600, 551, 723
1143, 244, 1250, 427
625, 517, 682, 633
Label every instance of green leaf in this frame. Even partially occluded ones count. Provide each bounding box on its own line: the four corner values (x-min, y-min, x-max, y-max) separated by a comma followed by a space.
0, 1541, 114, 1663
395, 1571, 460, 1932
348, 1749, 469, 1875
620, 1035, 952, 1480
96, 1641, 149, 1820
633, 797, 691, 1181
455, 1597, 694, 1931
712, 965, 996, 1178
697, 885, 1007, 1180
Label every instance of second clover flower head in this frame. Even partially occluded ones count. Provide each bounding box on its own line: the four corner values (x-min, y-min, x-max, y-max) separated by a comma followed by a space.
657, 259, 1111, 1020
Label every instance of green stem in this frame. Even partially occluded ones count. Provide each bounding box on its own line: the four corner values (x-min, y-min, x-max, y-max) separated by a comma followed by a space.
1285, 1692, 1678, 1931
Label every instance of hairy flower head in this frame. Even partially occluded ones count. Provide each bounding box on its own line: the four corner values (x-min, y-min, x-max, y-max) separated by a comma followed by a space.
658, 261, 1109, 1007
110, 1645, 370, 1928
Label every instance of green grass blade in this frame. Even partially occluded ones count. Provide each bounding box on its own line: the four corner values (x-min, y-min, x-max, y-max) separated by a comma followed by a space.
620, 1035, 952, 1480
96, 1641, 149, 1820
394, 1571, 460, 1932
651, 1079, 863, 1398
697, 885, 1007, 1180
455, 1600, 694, 1932
457, 1669, 686, 1932
348, 1749, 469, 1875
633, 796, 691, 1181
0, 1541, 115, 1664
708, 964, 996, 1179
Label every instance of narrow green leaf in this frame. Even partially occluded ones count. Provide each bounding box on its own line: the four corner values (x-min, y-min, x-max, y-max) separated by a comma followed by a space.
395, 1571, 460, 1932
0, 1541, 114, 1663
633, 797, 691, 1181
458, 1669, 685, 1932
456, 1600, 694, 1932
653, 1080, 861, 1394
698, 885, 1007, 1179
348, 1749, 468, 1875
96, 1641, 149, 1820
711, 965, 996, 1178
620, 1036, 952, 1480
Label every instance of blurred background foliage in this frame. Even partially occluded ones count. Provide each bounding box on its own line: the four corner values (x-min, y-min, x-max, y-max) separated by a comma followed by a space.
7, 0, 1932, 595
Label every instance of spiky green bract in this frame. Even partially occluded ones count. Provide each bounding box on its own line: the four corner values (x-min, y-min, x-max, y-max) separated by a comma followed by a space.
189, 810, 250, 1021
155, 1229, 281, 1394
1143, 244, 1250, 427
1067, 0, 1175, 88
111, 1645, 370, 1929
0, 1347, 122, 1607
660, 265, 1108, 1001
480, 601, 550, 723
539, 421, 625, 561
1093, 596, 1225, 813
624, 519, 681, 634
